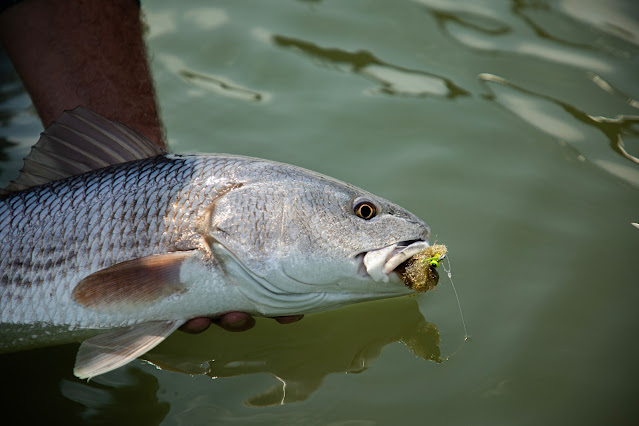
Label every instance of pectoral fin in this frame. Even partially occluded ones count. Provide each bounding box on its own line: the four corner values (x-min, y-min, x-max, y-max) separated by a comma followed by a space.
74, 320, 186, 379
73, 251, 196, 310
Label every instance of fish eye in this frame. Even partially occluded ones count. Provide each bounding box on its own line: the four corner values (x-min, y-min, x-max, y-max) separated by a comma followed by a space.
353, 199, 377, 220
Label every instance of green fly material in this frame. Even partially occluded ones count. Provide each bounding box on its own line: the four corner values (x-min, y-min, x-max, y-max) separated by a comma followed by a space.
397, 244, 447, 293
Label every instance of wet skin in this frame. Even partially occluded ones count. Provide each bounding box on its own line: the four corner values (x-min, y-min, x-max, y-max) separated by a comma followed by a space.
180, 314, 305, 334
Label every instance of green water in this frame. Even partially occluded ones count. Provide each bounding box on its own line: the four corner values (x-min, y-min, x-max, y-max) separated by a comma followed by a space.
1, 0, 638, 424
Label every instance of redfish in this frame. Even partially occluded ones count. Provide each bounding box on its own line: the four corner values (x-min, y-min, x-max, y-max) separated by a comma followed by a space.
0, 107, 436, 379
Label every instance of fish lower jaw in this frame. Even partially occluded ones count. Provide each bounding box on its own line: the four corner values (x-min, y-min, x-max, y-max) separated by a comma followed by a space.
356, 255, 402, 284
360, 240, 430, 284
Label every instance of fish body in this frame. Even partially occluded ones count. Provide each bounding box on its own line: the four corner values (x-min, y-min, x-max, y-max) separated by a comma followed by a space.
0, 107, 434, 378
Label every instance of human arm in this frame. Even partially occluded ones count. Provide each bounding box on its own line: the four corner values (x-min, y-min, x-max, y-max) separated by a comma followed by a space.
0, 0, 165, 148
0, 0, 303, 332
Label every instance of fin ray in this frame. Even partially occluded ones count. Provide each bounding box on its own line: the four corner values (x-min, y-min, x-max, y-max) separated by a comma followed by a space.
1, 106, 166, 194
74, 320, 185, 379
72, 251, 196, 309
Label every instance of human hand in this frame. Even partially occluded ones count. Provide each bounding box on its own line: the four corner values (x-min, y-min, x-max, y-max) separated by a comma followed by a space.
179, 312, 304, 334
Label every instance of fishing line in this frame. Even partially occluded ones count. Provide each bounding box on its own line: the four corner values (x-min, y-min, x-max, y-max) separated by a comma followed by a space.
435, 253, 470, 362
442, 254, 469, 341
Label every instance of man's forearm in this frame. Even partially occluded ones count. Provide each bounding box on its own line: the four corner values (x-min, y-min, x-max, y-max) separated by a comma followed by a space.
0, 0, 166, 148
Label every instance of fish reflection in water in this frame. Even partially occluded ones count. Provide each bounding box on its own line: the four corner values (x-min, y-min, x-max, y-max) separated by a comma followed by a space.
0, 297, 439, 423
144, 297, 441, 407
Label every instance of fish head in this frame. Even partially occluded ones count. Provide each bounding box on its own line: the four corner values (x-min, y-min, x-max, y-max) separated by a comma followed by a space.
203, 163, 432, 314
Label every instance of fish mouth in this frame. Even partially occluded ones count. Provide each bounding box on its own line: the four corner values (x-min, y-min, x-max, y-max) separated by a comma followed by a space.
361, 240, 431, 283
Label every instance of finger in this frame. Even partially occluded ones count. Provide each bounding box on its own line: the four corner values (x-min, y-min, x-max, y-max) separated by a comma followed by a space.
213, 311, 256, 332
274, 315, 304, 324
179, 317, 212, 334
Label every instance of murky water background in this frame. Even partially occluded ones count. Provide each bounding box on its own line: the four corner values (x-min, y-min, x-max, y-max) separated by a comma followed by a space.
1, 0, 638, 424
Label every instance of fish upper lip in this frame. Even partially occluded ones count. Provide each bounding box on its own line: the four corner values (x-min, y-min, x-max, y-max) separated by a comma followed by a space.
382, 240, 430, 274
359, 240, 429, 282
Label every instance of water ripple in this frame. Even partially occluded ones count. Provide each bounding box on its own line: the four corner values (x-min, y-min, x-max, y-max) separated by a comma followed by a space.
421, 0, 616, 73
156, 53, 268, 102
479, 73, 639, 187
270, 34, 469, 99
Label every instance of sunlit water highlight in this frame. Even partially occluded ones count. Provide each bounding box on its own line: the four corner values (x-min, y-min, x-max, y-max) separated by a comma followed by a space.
1, 1, 638, 424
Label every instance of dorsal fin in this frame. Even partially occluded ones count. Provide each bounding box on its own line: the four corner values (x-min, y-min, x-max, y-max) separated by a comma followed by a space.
1, 106, 166, 195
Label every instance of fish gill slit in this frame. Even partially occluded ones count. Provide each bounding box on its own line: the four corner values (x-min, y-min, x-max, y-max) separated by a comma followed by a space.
196, 182, 244, 251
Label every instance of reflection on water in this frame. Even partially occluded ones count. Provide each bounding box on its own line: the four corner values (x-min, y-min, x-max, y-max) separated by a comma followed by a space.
590, 73, 639, 110
0, 297, 440, 421
179, 69, 266, 102
2, 0, 638, 423
408, 0, 639, 188
0, 52, 23, 162
0, 136, 17, 163
0, 51, 26, 126
154, 52, 269, 102
60, 368, 170, 424
271, 34, 469, 98
144, 6, 228, 39
479, 73, 639, 187
418, 0, 621, 73
560, 0, 639, 46
0, 344, 170, 425
145, 297, 441, 407
0, 50, 40, 185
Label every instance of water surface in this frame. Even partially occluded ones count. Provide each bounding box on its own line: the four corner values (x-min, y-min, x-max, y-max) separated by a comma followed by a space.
1, 0, 638, 424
